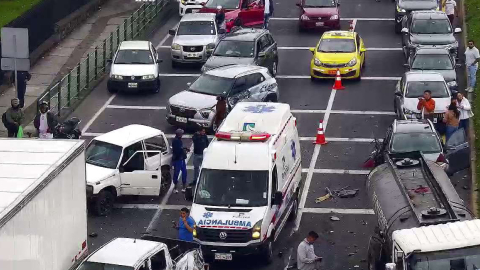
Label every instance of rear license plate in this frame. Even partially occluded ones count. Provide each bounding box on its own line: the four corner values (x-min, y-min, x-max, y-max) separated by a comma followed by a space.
176, 116, 187, 123
328, 70, 337, 75
215, 253, 232, 261
128, 82, 138, 88
316, 22, 324, 26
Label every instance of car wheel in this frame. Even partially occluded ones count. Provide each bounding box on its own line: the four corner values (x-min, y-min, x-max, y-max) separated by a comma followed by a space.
93, 190, 115, 216
262, 239, 274, 265
270, 61, 278, 77
288, 197, 299, 221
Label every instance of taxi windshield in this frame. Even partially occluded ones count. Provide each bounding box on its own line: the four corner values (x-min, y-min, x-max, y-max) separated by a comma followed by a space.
194, 169, 269, 207
177, 21, 216, 36
391, 133, 441, 153
411, 19, 451, 34
86, 140, 122, 169
405, 81, 449, 98
304, 0, 336, 7
318, 38, 356, 53
411, 54, 453, 70
205, 0, 239, 9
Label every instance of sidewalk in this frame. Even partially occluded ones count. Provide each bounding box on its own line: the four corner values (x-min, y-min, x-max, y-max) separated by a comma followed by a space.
0, 0, 142, 137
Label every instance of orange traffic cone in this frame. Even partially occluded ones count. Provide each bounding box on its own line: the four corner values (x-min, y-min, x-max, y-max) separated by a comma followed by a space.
332, 69, 345, 90
314, 120, 327, 145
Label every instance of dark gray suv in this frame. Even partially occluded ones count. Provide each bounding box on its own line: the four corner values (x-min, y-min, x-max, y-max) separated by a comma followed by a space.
201, 28, 279, 77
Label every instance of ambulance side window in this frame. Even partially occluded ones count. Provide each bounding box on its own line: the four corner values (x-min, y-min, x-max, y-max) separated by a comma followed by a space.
271, 166, 278, 201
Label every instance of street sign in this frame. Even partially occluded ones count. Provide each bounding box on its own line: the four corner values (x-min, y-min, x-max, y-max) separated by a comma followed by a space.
1, 58, 30, 71
1, 27, 29, 58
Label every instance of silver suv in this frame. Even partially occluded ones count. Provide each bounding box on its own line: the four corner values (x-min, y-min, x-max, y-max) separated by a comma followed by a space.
169, 13, 225, 67
167, 65, 279, 131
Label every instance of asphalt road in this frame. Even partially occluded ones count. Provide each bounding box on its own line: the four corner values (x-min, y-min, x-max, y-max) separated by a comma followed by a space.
73, 0, 473, 269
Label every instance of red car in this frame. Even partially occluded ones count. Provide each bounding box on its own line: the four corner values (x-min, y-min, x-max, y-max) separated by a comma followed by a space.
199, 0, 264, 32
297, 0, 340, 31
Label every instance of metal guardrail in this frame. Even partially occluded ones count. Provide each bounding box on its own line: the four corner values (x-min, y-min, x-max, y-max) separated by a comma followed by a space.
38, 0, 168, 117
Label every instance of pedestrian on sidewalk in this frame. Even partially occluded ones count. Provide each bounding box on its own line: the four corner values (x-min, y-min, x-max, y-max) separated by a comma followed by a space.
443, 102, 460, 141
444, 0, 457, 25
2, 98, 24, 137
417, 90, 436, 121
465, 40, 480, 93
215, 96, 227, 129
297, 231, 322, 270
172, 128, 188, 193
263, 0, 274, 29
172, 207, 195, 242
15, 71, 31, 108
456, 93, 474, 135
34, 101, 58, 139
192, 128, 209, 185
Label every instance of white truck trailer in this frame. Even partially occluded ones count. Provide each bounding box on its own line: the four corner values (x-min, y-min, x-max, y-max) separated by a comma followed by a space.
0, 139, 88, 270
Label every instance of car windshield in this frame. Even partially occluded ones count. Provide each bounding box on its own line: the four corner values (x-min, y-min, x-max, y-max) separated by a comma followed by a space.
76, 261, 133, 270
86, 140, 123, 169
177, 21, 216, 36
411, 19, 451, 34
205, 0, 239, 9
189, 74, 235, 96
391, 133, 442, 154
114, 50, 153, 64
304, 0, 336, 7
213, 40, 255, 58
318, 38, 356, 53
408, 246, 480, 270
194, 169, 269, 207
405, 81, 449, 98
412, 54, 453, 70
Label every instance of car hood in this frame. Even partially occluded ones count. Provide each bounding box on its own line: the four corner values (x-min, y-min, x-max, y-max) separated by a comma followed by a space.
303, 7, 338, 16
204, 56, 255, 71
398, 0, 437, 11
410, 34, 456, 46
404, 97, 450, 114
173, 35, 217, 46
317, 52, 356, 63
86, 163, 117, 185
169, 90, 218, 110
410, 69, 456, 82
111, 64, 157, 76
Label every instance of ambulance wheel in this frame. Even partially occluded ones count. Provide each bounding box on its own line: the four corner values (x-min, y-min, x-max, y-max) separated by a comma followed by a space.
288, 198, 299, 221
262, 239, 274, 264
94, 189, 115, 216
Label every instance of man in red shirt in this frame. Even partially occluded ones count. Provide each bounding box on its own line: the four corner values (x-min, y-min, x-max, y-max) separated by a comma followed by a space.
417, 90, 435, 120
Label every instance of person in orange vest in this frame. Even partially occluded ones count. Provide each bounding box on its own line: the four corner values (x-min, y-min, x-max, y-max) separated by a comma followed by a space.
417, 90, 435, 121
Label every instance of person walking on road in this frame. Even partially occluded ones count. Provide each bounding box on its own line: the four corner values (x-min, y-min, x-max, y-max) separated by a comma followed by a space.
297, 231, 322, 270
215, 6, 226, 31
444, 0, 457, 25
15, 71, 31, 108
443, 102, 460, 141
192, 128, 209, 185
34, 101, 58, 139
173, 207, 195, 242
465, 40, 480, 92
215, 96, 227, 129
417, 90, 436, 121
172, 128, 188, 193
263, 0, 274, 29
2, 98, 24, 138
456, 93, 474, 135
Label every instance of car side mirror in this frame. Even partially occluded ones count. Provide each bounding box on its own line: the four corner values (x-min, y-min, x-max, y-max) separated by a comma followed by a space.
273, 191, 283, 205
258, 51, 266, 58
403, 63, 410, 68
156, 59, 163, 63
218, 28, 226, 34
119, 166, 124, 173
454, 28, 462, 33
395, 91, 402, 97
200, 2, 205, 5
401, 28, 408, 33
337, 2, 340, 6
456, 63, 461, 68
360, 47, 366, 52
168, 29, 176, 35
309, 47, 315, 54
296, 2, 301, 6
187, 82, 192, 87
107, 59, 112, 63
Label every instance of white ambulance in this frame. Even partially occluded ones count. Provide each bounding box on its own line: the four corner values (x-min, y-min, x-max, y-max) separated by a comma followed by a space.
186, 102, 302, 264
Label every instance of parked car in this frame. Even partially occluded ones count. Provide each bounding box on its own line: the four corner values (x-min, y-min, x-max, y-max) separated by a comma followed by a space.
169, 13, 226, 67
297, 0, 340, 31
167, 65, 279, 132
394, 71, 451, 124
201, 28, 279, 77
199, 0, 264, 32
179, 0, 208, 16
107, 41, 162, 93
404, 47, 461, 91
394, 0, 439, 33
401, 11, 461, 59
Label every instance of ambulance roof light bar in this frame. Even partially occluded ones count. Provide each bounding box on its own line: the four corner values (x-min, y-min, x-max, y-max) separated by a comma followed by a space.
215, 131, 271, 142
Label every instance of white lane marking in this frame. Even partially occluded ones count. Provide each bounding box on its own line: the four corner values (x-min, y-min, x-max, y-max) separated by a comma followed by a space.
115, 204, 187, 210
295, 89, 336, 231
155, 22, 178, 49
270, 17, 394, 21
107, 105, 167, 110
299, 137, 379, 142
158, 46, 402, 51
301, 168, 370, 174
291, 110, 396, 115
81, 94, 116, 134
158, 73, 201, 77
367, 48, 403, 51
157, 73, 400, 80
301, 208, 375, 215
351, 19, 357, 31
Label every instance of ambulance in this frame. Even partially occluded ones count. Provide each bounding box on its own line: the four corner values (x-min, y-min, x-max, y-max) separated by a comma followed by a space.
186, 102, 302, 264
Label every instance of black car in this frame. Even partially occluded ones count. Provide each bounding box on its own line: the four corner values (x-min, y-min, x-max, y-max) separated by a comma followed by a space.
394, 0, 438, 34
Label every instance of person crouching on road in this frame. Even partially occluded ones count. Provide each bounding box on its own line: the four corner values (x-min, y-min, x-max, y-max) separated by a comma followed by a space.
297, 231, 322, 270
2, 98, 24, 137
215, 96, 227, 129
173, 207, 195, 242
192, 128, 209, 185
443, 102, 460, 142
456, 93, 474, 135
172, 128, 188, 193
417, 90, 435, 121
34, 101, 58, 139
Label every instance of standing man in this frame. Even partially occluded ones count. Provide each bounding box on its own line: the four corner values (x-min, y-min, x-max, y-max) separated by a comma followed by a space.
444, 0, 457, 25
16, 71, 31, 108
465, 40, 480, 92
215, 6, 226, 31
417, 90, 436, 121
297, 231, 322, 270
215, 96, 227, 129
2, 98, 24, 137
192, 128, 209, 185
173, 208, 195, 242
172, 128, 188, 193
456, 93, 474, 134
263, 0, 274, 29
34, 101, 58, 139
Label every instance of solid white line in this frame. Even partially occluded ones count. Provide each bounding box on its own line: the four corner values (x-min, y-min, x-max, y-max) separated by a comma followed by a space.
299, 137, 376, 142
81, 94, 116, 134
300, 168, 370, 174
270, 17, 394, 21
301, 208, 375, 215
291, 109, 396, 115
115, 204, 187, 210
106, 105, 167, 110
157, 74, 400, 80
158, 73, 200, 77
277, 47, 401, 51
155, 22, 177, 49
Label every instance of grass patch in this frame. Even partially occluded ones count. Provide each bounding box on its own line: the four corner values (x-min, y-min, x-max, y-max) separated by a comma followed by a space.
0, 0, 43, 35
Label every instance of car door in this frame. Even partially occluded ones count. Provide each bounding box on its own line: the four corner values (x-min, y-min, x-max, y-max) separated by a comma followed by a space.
144, 135, 170, 170
228, 75, 254, 105
238, 0, 264, 27
355, 34, 365, 63
246, 73, 268, 101
445, 128, 470, 174
119, 141, 161, 196
260, 34, 275, 71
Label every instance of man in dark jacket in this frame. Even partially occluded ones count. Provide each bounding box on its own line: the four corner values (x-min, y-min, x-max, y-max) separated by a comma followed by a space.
192, 128, 210, 185
16, 71, 31, 108
215, 96, 227, 128
172, 128, 188, 193
34, 101, 58, 139
2, 98, 24, 137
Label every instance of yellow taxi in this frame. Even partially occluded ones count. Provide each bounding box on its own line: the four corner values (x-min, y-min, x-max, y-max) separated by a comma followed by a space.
309, 31, 366, 80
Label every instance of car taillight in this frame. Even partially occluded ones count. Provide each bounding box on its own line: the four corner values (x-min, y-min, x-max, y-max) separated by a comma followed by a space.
436, 153, 447, 163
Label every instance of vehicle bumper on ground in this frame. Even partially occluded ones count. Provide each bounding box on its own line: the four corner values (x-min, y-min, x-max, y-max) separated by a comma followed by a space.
166, 113, 213, 129
299, 18, 340, 30
171, 46, 212, 64
107, 77, 159, 92
198, 241, 265, 259
179, 3, 203, 16
310, 64, 360, 79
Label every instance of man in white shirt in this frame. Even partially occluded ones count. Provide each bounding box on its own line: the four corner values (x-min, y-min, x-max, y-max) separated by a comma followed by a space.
263, 0, 273, 29
297, 231, 322, 270
444, 0, 457, 25
456, 93, 474, 135
34, 101, 57, 139
465, 40, 480, 92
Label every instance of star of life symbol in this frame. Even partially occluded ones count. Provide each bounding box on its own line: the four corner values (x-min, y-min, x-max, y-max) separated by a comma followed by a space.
203, 212, 213, 218
243, 105, 276, 114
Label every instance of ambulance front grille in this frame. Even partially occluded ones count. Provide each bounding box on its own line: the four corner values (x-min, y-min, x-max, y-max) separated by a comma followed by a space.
197, 228, 252, 243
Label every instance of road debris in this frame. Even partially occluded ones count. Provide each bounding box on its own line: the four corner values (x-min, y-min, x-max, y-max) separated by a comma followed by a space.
316, 186, 359, 203
330, 216, 340, 221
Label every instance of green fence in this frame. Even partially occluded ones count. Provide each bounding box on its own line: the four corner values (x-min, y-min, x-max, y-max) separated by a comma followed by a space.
38, 0, 168, 117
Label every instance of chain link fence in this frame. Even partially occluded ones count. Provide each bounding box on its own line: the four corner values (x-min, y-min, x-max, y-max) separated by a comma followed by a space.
38, 0, 168, 117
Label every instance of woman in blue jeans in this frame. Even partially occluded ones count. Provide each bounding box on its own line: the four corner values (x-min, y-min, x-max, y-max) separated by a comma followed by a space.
443, 103, 460, 142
